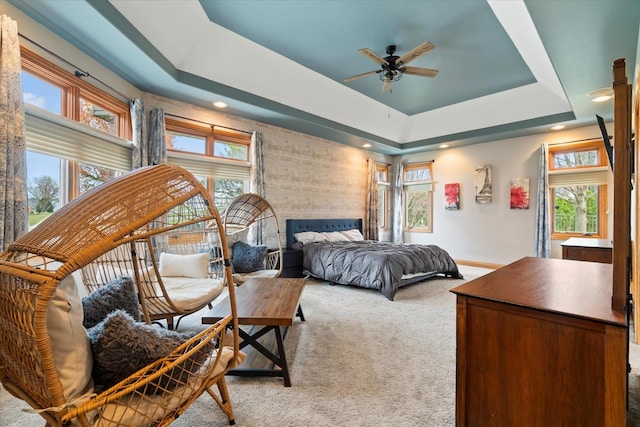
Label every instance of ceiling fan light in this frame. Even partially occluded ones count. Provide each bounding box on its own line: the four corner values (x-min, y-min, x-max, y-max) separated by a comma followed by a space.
588, 87, 613, 103
592, 95, 612, 103
379, 70, 402, 82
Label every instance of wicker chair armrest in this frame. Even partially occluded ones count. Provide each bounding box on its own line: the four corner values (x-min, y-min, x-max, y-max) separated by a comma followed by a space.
265, 250, 280, 270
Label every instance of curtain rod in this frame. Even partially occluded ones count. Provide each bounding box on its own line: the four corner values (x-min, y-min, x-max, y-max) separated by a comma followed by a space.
165, 113, 252, 135
19, 33, 132, 103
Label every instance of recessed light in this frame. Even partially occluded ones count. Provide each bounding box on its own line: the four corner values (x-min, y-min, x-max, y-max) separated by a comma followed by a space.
212, 101, 228, 108
551, 125, 565, 130
362, 143, 371, 148
439, 144, 449, 149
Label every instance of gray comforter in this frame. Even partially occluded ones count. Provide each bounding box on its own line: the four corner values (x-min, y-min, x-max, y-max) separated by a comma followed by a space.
303, 240, 462, 300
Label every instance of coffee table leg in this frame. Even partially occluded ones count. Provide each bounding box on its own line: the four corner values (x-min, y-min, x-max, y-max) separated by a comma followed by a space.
227, 325, 293, 387
274, 326, 291, 387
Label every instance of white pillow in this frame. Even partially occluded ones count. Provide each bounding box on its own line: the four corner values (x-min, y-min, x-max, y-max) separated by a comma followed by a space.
226, 227, 249, 245
323, 231, 350, 242
294, 231, 329, 245
159, 252, 209, 278
341, 229, 365, 241
47, 274, 95, 402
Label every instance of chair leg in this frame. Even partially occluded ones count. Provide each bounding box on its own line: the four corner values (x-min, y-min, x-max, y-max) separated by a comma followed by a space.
205, 377, 236, 425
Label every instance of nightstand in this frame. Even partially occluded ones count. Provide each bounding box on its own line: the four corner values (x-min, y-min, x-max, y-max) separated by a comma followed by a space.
280, 249, 303, 277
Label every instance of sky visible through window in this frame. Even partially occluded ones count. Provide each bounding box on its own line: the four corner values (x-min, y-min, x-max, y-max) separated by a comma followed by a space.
22, 71, 62, 188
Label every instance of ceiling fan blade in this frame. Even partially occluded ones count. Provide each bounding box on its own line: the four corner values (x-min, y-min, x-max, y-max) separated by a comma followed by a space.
401, 66, 439, 78
397, 41, 435, 66
358, 48, 388, 66
381, 78, 393, 93
343, 70, 380, 83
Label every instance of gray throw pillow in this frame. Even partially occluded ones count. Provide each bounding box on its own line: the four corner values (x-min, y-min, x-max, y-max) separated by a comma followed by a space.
87, 310, 207, 391
232, 241, 268, 273
81, 276, 141, 329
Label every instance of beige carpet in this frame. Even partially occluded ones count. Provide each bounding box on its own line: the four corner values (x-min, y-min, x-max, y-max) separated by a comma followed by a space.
2, 265, 640, 426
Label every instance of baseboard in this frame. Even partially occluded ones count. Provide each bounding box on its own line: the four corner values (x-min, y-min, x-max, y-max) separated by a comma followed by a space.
455, 259, 505, 270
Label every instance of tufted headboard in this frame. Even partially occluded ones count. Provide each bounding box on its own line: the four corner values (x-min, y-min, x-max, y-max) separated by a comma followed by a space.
286, 218, 363, 249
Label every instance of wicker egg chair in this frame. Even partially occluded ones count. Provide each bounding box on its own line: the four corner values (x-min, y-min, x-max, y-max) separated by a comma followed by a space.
223, 193, 283, 285
0, 164, 241, 426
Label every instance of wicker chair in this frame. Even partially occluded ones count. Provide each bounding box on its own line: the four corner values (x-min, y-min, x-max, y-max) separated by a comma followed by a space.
80, 227, 225, 330
0, 164, 242, 426
223, 193, 283, 285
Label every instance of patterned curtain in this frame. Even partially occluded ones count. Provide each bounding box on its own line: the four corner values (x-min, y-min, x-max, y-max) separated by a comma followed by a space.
130, 98, 146, 169
0, 15, 28, 249
365, 158, 379, 240
250, 131, 266, 245
392, 162, 404, 243
147, 108, 167, 165
535, 142, 551, 257
132, 105, 166, 168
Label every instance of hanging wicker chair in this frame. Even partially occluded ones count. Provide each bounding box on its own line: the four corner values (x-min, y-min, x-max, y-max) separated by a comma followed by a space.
223, 193, 283, 285
0, 164, 242, 426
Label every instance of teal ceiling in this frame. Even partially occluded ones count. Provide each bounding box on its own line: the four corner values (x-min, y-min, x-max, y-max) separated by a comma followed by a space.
7, 0, 640, 155
199, 0, 535, 116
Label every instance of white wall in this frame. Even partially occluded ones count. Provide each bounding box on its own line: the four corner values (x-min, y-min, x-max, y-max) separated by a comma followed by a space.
396, 125, 614, 265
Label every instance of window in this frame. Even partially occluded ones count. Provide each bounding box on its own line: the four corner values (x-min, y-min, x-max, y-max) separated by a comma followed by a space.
376, 163, 389, 229
165, 118, 250, 161
548, 140, 608, 239
403, 162, 433, 232
165, 118, 251, 212
21, 47, 131, 227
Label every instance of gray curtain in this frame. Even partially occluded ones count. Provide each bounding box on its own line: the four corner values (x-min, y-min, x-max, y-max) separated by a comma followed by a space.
392, 162, 404, 243
365, 158, 379, 240
0, 15, 28, 249
535, 142, 551, 257
132, 105, 166, 168
130, 98, 146, 169
250, 131, 266, 245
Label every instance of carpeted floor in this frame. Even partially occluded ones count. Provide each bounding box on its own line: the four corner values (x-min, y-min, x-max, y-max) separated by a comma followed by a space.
2, 265, 640, 426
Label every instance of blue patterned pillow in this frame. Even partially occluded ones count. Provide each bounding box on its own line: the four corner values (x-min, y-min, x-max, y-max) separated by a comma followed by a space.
232, 241, 268, 273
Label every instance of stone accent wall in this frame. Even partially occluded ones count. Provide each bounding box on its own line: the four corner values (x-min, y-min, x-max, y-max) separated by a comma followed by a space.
142, 93, 390, 244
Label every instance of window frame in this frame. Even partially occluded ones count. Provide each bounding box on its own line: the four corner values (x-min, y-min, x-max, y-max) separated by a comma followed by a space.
21, 47, 131, 140
548, 140, 608, 240
165, 117, 251, 161
376, 163, 389, 230
164, 118, 251, 210
402, 161, 434, 233
21, 46, 131, 203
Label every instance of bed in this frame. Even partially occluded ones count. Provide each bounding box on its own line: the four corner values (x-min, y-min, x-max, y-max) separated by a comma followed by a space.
286, 218, 462, 300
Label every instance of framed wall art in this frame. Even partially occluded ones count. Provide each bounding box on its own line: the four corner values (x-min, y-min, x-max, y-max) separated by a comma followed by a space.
510, 177, 530, 209
445, 183, 460, 210
474, 165, 492, 204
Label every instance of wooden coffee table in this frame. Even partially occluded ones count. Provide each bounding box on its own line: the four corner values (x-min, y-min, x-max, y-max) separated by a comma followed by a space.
202, 277, 306, 387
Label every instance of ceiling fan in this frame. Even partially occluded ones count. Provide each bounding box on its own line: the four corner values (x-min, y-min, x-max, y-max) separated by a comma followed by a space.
344, 41, 439, 93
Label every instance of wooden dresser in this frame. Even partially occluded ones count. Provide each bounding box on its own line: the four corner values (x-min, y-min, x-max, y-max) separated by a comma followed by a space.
561, 237, 613, 263
451, 257, 627, 426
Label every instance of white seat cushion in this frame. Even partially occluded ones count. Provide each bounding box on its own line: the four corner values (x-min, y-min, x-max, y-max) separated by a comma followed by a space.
158, 277, 224, 311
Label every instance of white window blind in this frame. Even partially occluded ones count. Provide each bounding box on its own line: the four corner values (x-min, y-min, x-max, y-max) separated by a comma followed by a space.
548, 166, 610, 187
168, 151, 251, 180
25, 104, 132, 171
403, 182, 433, 192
